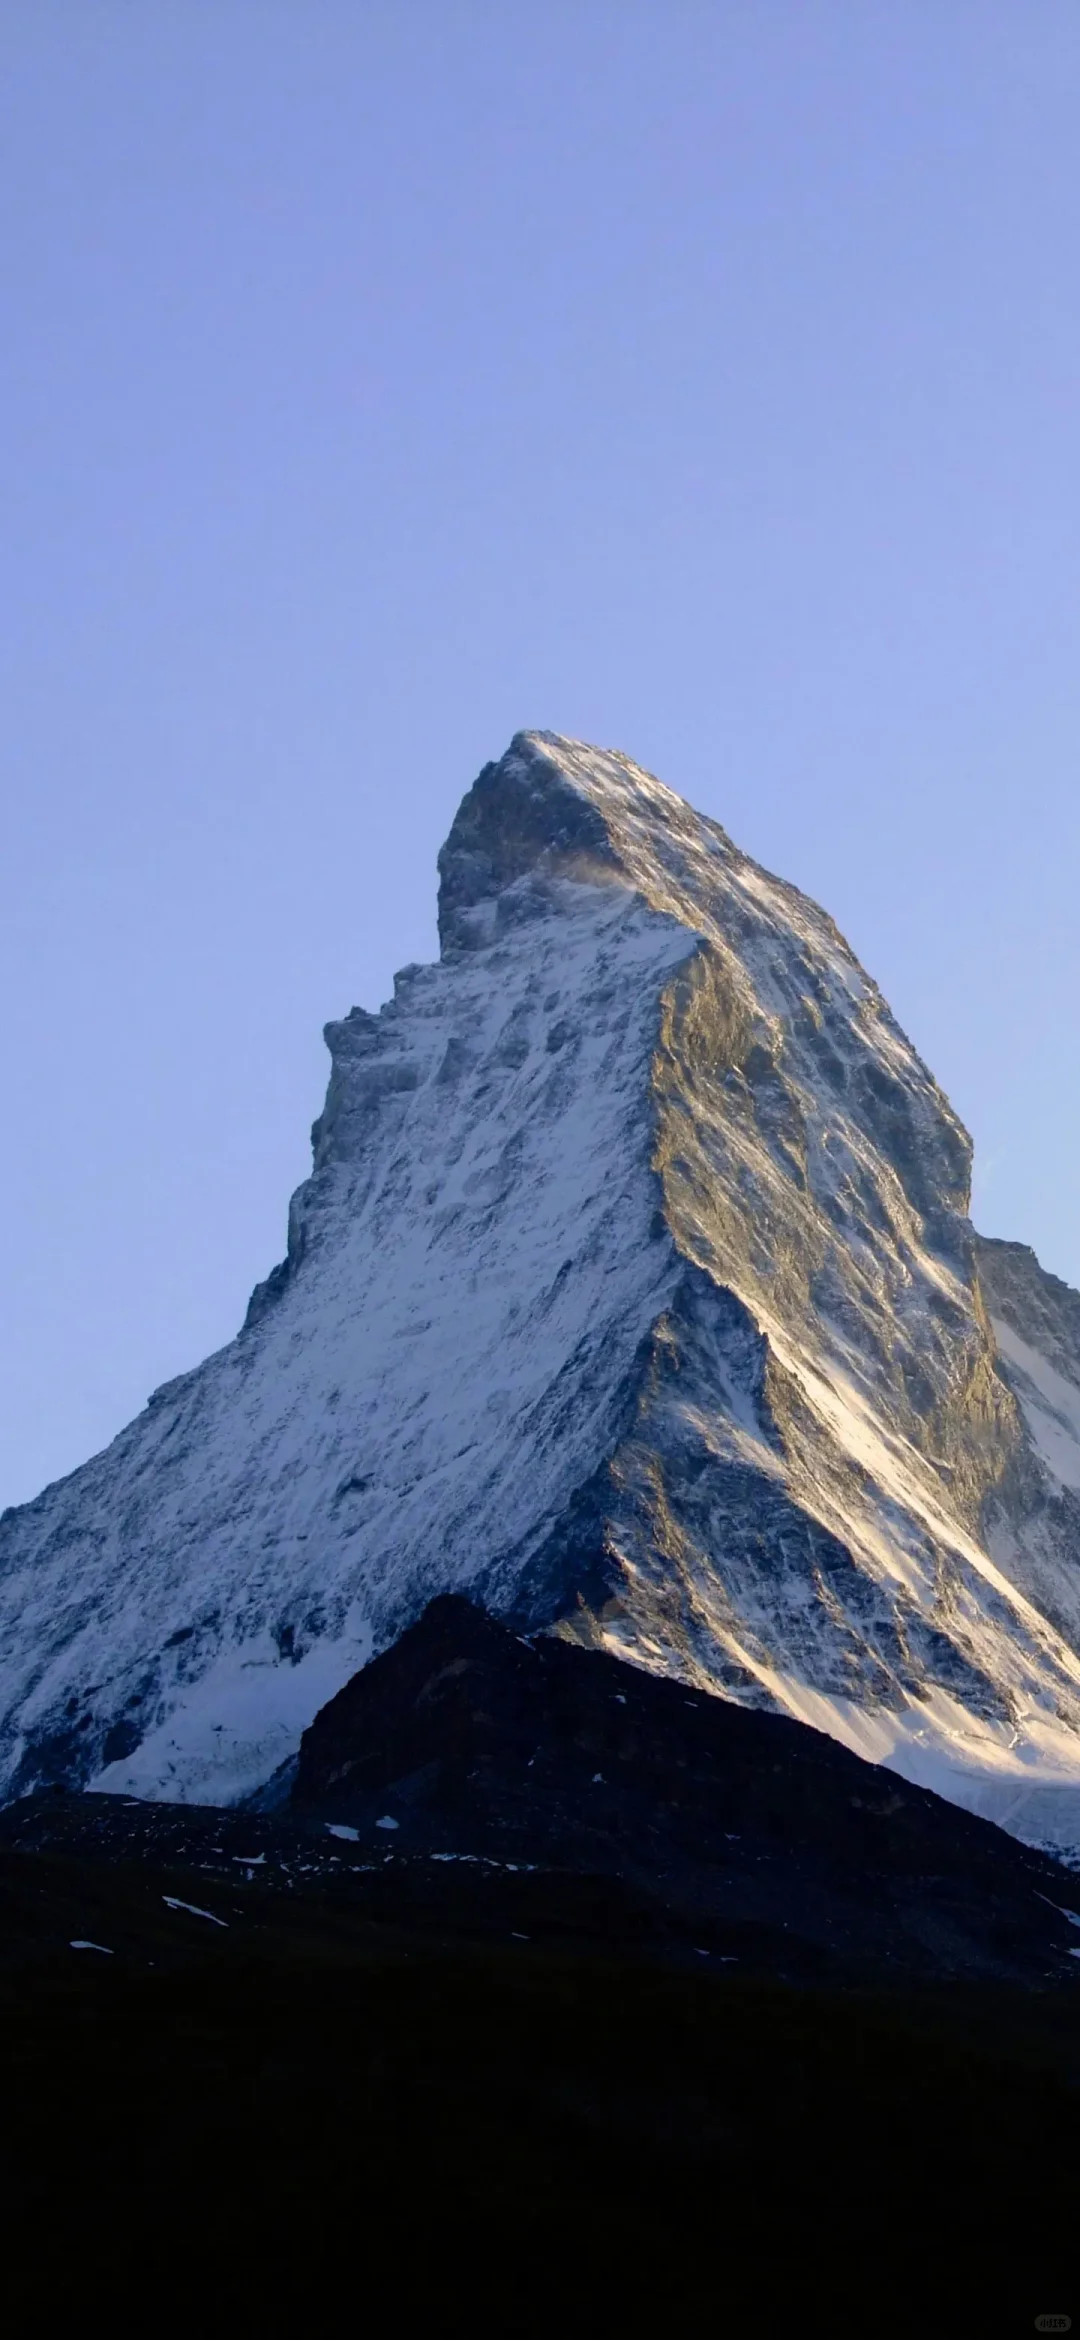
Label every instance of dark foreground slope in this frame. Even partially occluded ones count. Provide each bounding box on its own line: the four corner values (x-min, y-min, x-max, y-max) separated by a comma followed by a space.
1, 1602, 1078, 2331
2, 1949, 1078, 2335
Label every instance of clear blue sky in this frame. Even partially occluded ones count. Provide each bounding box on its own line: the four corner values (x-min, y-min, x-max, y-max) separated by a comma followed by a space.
2, 4, 1078, 1509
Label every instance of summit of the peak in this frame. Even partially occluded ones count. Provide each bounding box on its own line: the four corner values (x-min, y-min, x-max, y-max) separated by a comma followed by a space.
436, 731, 736, 951
490, 729, 723, 834
436, 735, 624, 951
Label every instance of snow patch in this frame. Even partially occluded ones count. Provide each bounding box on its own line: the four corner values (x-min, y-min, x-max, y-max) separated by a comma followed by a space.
991, 1317, 1080, 1491
162, 1895, 227, 1927
89, 1621, 374, 1807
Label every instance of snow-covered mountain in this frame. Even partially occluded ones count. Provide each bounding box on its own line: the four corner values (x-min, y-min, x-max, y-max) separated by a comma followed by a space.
3, 732, 1080, 1854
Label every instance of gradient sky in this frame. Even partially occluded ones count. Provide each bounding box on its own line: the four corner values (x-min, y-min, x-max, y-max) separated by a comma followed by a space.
2, 3, 1079, 1509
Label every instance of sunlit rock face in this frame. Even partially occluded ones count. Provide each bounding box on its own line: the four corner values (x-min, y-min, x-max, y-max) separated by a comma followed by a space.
975, 1237, 1080, 1655
2, 731, 1080, 1852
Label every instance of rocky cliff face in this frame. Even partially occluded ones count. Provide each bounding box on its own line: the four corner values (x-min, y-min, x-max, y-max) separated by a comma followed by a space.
2, 732, 1079, 1851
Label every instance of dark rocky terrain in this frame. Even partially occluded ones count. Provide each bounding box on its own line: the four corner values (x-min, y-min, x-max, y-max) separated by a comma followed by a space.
2, 1609, 1080, 2321
294, 1593, 1080, 1988
1, 1599, 1079, 2330
4, 1597, 1080, 1988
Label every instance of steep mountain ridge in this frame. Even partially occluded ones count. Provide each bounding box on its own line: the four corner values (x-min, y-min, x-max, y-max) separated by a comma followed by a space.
2, 732, 1079, 1851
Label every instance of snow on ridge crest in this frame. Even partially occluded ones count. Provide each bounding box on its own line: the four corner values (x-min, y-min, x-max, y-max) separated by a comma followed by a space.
2, 731, 1080, 1855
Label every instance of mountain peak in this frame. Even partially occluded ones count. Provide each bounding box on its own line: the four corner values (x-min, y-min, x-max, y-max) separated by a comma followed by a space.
437, 730, 732, 951
3, 734, 1080, 1858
